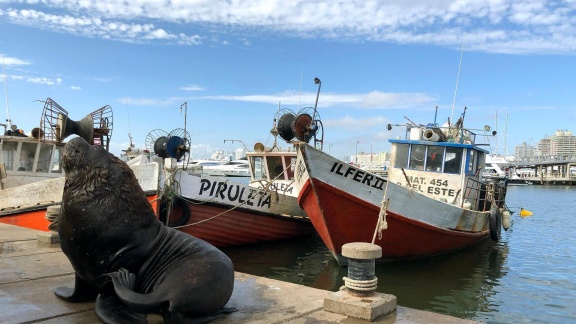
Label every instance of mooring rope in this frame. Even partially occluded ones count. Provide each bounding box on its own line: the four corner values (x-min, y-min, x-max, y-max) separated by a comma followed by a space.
372, 180, 390, 244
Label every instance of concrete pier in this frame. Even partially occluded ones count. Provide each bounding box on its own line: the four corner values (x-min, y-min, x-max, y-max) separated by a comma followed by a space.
0, 223, 476, 323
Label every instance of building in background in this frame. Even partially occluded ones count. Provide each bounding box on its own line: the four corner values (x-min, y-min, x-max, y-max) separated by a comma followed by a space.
516, 130, 576, 160
515, 142, 535, 160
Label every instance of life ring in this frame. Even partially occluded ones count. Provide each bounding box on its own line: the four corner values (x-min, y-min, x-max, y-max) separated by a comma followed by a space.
489, 204, 502, 241
159, 196, 191, 227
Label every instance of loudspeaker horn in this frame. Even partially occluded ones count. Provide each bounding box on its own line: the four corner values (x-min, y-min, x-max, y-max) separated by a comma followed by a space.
31, 127, 44, 139
57, 113, 94, 143
254, 142, 265, 152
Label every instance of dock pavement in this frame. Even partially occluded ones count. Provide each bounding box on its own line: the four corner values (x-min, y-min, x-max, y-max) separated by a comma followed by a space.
0, 223, 476, 323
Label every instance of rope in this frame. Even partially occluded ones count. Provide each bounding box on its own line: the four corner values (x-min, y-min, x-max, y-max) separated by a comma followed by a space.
372, 181, 390, 244
485, 182, 494, 203
343, 277, 378, 291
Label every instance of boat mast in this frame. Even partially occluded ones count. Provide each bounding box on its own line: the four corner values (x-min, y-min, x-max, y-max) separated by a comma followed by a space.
450, 35, 465, 123
495, 111, 499, 155
504, 113, 508, 156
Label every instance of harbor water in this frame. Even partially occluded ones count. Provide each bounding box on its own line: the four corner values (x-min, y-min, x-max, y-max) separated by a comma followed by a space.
221, 185, 576, 323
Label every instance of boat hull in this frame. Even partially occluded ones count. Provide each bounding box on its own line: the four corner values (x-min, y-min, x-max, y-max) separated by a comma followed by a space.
295, 143, 490, 264
165, 171, 313, 247
169, 200, 314, 247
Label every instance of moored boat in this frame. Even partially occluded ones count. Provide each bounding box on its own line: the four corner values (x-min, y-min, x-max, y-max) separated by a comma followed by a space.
0, 99, 164, 230
294, 110, 510, 265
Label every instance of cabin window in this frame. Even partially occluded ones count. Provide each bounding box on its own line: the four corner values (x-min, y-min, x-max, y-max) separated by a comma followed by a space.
394, 144, 409, 168
426, 146, 444, 172
267, 156, 284, 180
19, 142, 37, 171
36, 144, 53, 173
1, 141, 18, 171
250, 156, 267, 180
467, 150, 478, 174
52, 146, 63, 173
443, 147, 462, 174
283, 156, 296, 180
409, 144, 426, 170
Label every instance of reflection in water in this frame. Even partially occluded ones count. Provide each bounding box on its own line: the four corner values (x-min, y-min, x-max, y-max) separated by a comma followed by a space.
222, 234, 510, 321
222, 185, 576, 323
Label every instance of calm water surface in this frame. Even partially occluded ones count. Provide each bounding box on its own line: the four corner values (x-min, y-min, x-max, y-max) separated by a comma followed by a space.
221, 185, 576, 323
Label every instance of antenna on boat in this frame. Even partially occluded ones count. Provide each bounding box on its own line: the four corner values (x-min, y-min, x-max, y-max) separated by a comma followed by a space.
450, 34, 466, 123
2, 54, 12, 130
298, 68, 303, 110
126, 98, 134, 148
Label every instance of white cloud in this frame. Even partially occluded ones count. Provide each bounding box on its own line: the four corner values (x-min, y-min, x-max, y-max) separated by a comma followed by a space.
26, 77, 63, 86
0, 55, 31, 66
181, 84, 205, 91
204, 90, 436, 109
70, 85, 81, 90
2, 1, 575, 53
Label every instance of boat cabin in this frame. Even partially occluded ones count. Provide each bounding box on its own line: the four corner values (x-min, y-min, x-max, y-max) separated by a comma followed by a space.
246, 147, 299, 197
388, 126, 505, 212
0, 135, 64, 189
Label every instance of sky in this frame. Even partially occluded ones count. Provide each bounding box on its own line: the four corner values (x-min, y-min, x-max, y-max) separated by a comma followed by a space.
1, 0, 575, 161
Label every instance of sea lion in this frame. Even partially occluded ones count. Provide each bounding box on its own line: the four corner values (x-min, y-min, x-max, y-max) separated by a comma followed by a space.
54, 137, 236, 323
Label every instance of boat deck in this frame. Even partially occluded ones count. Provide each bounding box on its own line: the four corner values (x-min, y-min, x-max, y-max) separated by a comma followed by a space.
0, 223, 475, 323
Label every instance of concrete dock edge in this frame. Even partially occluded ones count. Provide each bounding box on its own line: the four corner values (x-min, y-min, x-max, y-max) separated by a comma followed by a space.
0, 223, 477, 323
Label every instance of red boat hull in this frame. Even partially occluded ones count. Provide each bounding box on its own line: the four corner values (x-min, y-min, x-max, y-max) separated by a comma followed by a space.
0, 195, 160, 232
166, 200, 315, 247
299, 178, 488, 262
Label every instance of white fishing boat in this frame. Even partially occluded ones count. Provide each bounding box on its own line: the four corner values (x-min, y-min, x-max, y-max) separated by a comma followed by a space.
0, 98, 112, 189
291, 105, 512, 265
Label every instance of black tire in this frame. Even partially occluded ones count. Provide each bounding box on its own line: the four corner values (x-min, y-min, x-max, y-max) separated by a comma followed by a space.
489, 204, 502, 241
159, 196, 191, 228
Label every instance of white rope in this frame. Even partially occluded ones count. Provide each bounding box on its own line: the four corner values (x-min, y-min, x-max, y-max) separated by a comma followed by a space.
343, 277, 378, 291
372, 181, 390, 244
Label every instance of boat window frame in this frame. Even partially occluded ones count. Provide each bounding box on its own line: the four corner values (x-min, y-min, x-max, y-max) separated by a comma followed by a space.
408, 144, 426, 171
19, 142, 38, 172
394, 144, 409, 169
443, 146, 462, 174
425, 145, 445, 172
266, 156, 284, 180
1, 140, 19, 171
466, 149, 478, 174
249, 155, 267, 180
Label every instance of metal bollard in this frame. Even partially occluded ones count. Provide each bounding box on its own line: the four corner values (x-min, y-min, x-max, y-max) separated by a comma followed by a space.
342, 242, 382, 295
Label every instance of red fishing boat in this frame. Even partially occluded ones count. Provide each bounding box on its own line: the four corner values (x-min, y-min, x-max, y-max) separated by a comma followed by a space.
292, 107, 511, 265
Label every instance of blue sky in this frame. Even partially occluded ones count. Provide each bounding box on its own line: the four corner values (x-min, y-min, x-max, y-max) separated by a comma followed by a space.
1, 0, 575, 161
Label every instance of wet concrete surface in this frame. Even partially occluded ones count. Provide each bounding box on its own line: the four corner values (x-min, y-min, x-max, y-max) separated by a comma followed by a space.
0, 223, 476, 323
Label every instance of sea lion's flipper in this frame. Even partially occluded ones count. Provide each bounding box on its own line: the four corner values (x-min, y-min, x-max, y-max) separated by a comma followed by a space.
95, 292, 147, 324
54, 273, 98, 302
163, 307, 238, 324
105, 268, 165, 313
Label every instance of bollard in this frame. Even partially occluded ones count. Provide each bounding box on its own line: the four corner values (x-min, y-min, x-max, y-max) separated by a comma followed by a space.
323, 242, 396, 321
342, 242, 380, 295
38, 204, 61, 244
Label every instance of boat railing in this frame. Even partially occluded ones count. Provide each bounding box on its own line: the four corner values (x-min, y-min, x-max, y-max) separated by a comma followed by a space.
463, 175, 507, 212
403, 124, 479, 144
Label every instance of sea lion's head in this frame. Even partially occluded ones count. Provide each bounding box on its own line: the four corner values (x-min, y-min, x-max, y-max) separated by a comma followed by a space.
61, 136, 157, 225
62, 137, 91, 174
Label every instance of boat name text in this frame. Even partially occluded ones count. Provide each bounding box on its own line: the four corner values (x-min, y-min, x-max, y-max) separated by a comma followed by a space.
199, 179, 272, 208
330, 162, 385, 190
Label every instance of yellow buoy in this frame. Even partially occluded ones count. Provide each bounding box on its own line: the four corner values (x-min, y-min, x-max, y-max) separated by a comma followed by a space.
519, 208, 533, 217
